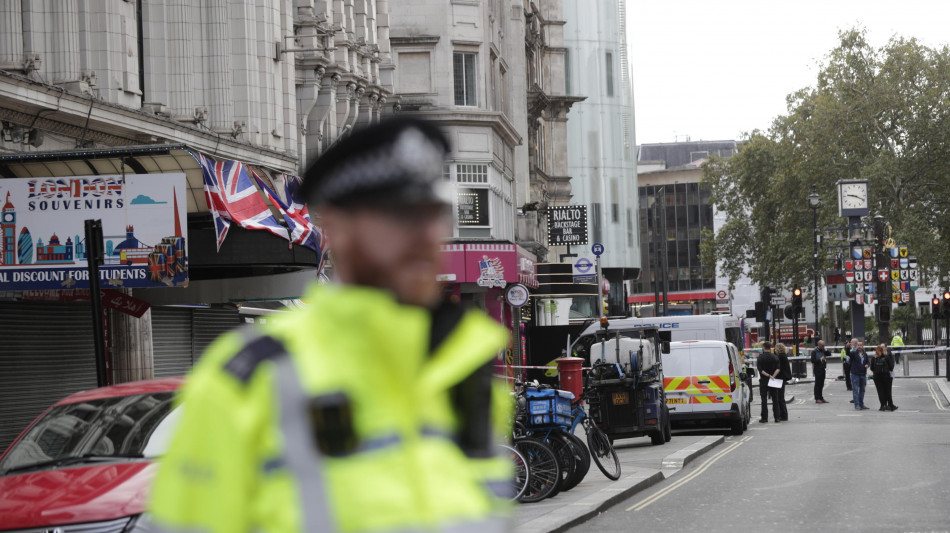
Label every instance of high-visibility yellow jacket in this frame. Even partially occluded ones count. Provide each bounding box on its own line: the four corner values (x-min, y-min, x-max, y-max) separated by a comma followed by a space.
149, 284, 513, 533
891, 334, 904, 347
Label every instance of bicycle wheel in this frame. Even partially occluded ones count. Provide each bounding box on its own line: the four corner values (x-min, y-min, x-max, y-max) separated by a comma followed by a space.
559, 430, 591, 491
513, 437, 561, 503
585, 423, 621, 480
498, 444, 529, 501
542, 431, 577, 494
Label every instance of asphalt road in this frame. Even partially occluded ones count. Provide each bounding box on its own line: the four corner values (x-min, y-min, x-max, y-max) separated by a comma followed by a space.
568, 378, 950, 533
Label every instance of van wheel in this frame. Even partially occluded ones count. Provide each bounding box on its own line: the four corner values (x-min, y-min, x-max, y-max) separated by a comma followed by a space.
663, 414, 672, 442
650, 429, 664, 445
730, 418, 744, 435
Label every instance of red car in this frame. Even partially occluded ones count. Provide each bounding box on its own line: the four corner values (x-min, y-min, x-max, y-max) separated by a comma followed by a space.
0, 377, 184, 532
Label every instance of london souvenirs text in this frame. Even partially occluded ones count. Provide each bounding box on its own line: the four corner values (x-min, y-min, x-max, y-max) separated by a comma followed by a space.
0, 173, 189, 290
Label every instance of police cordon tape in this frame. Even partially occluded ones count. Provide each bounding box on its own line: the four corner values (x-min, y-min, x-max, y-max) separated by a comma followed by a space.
505, 365, 593, 370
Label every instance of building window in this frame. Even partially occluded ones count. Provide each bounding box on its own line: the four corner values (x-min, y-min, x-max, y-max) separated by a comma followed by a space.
611, 179, 619, 223
605, 51, 614, 97
456, 163, 488, 184
454, 52, 478, 106
564, 49, 571, 95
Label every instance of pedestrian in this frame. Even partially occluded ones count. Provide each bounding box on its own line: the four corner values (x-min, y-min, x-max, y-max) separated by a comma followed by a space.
850, 341, 871, 410
811, 340, 830, 403
148, 118, 513, 533
757, 341, 783, 423
890, 331, 904, 365
871, 343, 898, 411
775, 343, 792, 421
840, 338, 853, 394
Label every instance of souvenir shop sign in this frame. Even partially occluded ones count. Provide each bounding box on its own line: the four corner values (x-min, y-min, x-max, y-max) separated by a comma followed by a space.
0, 173, 189, 290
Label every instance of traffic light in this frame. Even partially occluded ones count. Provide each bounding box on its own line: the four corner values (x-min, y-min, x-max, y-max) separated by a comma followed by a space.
942, 290, 950, 320
784, 304, 795, 320
877, 304, 891, 323
760, 286, 776, 305
932, 296, 942, 319
603, 296, 609, 315
791, 287, 803, 316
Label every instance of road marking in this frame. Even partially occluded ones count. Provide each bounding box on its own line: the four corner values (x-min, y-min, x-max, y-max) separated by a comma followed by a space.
625, 438, 747, 512
927, 381, 948, 411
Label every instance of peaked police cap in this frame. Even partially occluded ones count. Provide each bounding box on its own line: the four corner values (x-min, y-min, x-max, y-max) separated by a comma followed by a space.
301, 117, 452, 208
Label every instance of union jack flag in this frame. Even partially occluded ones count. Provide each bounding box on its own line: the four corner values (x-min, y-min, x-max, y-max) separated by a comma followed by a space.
195, 153, 288, 251
250, 170, 324, 258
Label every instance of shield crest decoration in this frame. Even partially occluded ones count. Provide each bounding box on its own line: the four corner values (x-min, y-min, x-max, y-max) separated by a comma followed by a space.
891, 259, 899, 269
902, 292, 910, 303
846, 260, 854, 270
878, 270, 889, 282
901, 282, 909, 292
866, 272, 875, 282
856, 283, 864, 294
909, 257, 918, 269
864, 259, 873, 270
855, 261, 864, 271
845, 272, 855, 282
893, 293, 901, 303
910, 269, 919, 281
891, 270, 900, 281
856, 294, 865, 305
899, 258, 909, 269
845, 284, 856, 296
889, 247, 899, 258
853, 248, 863, 260
899, 247, 908, 257
863, 248, 872, 259
892, 281, 900, 292
900, 269, 908, 280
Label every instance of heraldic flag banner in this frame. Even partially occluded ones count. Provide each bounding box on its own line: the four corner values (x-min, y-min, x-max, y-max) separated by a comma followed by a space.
0, 173, 189, 290
195, 152, 324, 268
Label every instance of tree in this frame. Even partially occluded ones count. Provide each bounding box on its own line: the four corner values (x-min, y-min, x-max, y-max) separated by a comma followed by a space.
702, 28, 950, 293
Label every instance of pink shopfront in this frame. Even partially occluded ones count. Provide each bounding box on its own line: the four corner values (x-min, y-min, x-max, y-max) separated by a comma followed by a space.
438, 241, 538, 326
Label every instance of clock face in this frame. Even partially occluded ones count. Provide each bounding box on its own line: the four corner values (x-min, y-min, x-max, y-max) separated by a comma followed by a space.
840, 182, 868, 209
2, 213, 12, 223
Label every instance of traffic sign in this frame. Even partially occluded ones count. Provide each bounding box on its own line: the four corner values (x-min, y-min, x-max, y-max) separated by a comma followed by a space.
575, 257, 593, 274
771, 297, 786, 306
592, 243, 604, 256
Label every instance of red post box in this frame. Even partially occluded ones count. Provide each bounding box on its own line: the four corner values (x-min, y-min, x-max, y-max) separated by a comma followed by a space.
557, 356, 584, 402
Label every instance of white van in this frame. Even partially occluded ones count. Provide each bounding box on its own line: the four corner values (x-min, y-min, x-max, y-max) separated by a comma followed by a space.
663, 340, 751, 435
577, 315, 744, 349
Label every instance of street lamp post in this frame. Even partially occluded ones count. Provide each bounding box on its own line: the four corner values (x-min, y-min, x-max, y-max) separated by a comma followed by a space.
808, 187, 821, 342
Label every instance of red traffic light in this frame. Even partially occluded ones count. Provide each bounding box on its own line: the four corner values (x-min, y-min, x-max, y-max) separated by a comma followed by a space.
934, 297, 941, 306
943, 291, 950, 301
793, 287, 803, 297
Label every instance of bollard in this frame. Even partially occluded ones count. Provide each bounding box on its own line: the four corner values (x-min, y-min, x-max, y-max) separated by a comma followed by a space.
557, 356, 584, 402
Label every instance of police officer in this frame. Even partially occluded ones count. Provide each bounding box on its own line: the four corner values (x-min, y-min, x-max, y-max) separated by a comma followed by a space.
149, 118, 513, 532
890, 330, 905, 365
841, 338, 854, 395
811, 340, 830, 403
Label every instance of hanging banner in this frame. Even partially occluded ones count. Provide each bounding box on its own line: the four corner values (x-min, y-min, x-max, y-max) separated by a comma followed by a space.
0, 173, 189, 290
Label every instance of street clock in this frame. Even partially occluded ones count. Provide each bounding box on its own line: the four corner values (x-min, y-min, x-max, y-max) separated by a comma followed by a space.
837, 179, 869, 217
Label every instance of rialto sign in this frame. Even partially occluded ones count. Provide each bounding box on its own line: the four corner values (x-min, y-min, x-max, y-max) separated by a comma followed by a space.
547, 205, 588, 246
0, 173, 189, 290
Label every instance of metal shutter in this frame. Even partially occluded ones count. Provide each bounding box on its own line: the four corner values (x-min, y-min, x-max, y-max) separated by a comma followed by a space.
193, 308, 241, 361
0, 302, 99, 452
151, 307, 194, 378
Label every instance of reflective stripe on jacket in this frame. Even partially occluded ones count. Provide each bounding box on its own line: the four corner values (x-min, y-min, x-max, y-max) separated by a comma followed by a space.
149, 284, 513, 533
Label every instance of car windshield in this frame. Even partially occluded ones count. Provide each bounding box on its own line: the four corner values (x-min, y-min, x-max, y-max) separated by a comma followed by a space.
0, 391, 181, 475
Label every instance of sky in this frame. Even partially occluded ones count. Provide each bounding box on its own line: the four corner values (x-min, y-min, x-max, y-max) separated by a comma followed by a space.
628, 0, 950, 145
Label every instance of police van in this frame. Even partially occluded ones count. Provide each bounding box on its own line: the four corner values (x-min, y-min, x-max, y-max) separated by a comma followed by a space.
576, 315, 744, 348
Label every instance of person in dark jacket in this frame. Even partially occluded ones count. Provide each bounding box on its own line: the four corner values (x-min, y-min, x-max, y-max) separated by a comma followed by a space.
850, 341, 871, 410
811, 340, 830, 403
871, 343, 898, 411
756, 342, 782, 423
775, 343, 792, 421
841, 338, 854, 392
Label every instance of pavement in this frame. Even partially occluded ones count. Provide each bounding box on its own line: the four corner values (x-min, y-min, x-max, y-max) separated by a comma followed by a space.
514, 377, 950, 533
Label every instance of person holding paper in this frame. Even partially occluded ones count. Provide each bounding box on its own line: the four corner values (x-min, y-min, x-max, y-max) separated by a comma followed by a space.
850, 341, 871, 410
775, 343, 792, 421
757, 342, 782, 423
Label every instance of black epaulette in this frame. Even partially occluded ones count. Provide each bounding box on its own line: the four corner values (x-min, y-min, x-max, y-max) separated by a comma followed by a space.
223, 332, 289, 383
